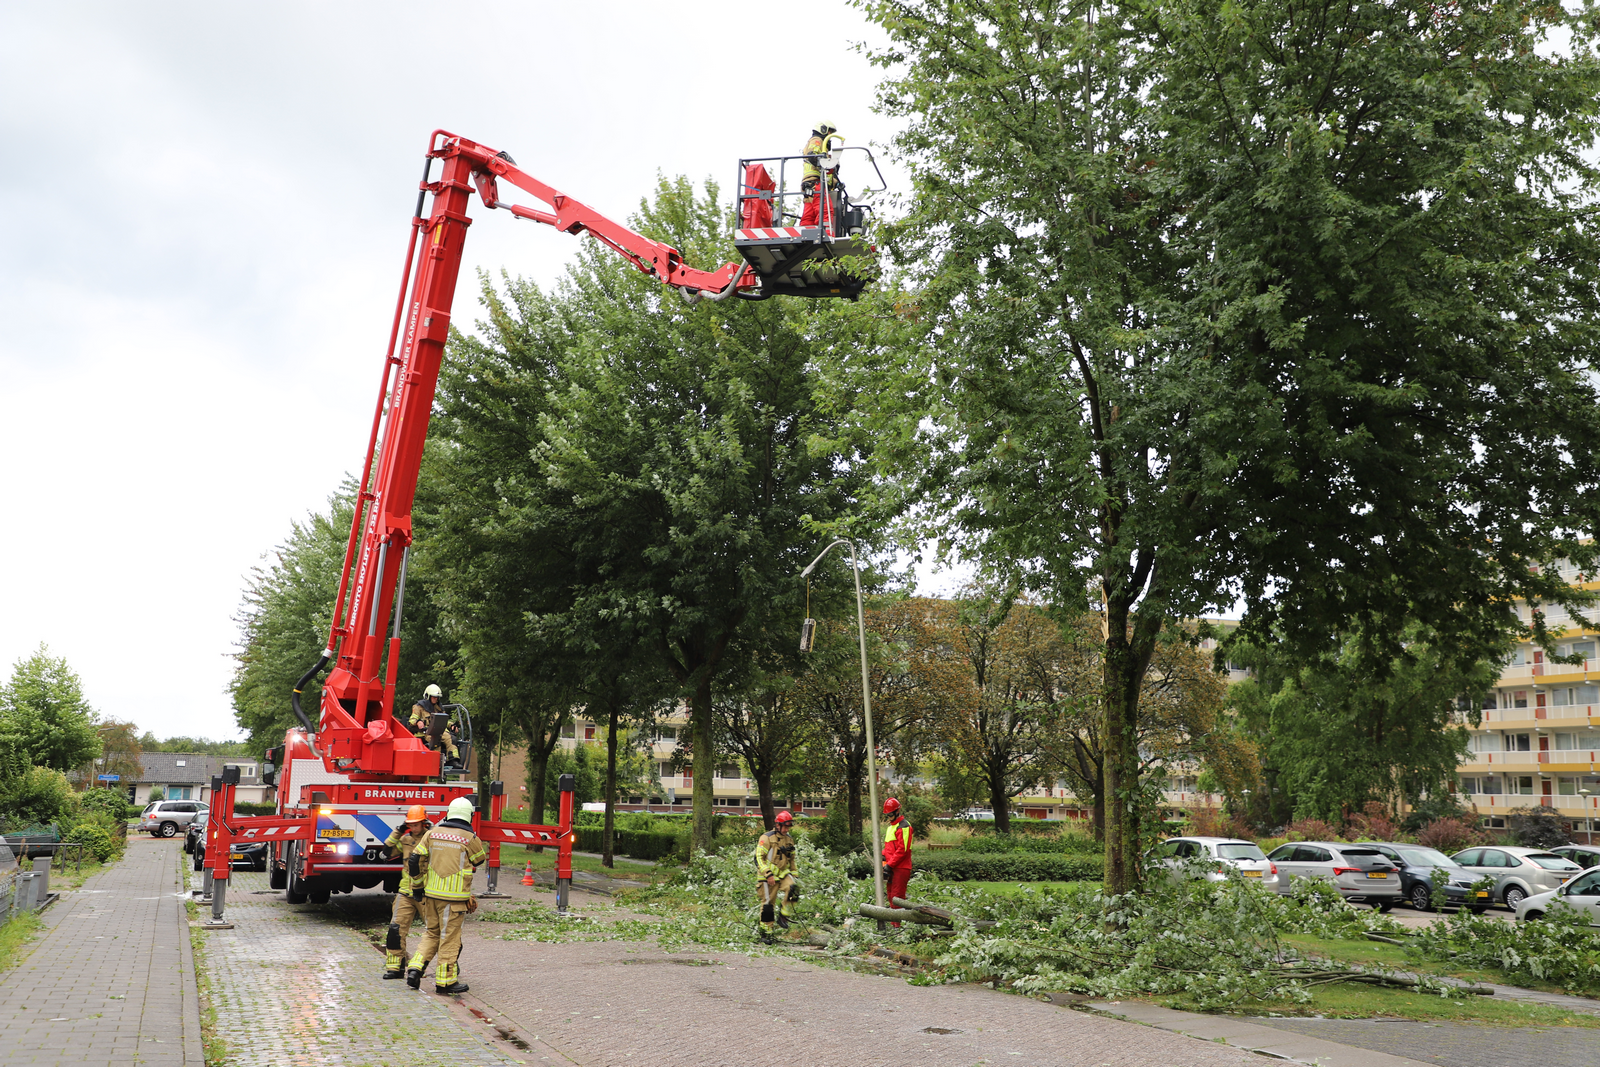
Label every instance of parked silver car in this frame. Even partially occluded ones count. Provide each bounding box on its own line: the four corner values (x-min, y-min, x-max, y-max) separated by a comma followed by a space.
1515, 866, 1600, 923
1449, 846, 1583, 908
139, 800, 208, 838
1150, 837, 1281, 890
1265, 841, 1402, 909
1549, 844, 1600, 871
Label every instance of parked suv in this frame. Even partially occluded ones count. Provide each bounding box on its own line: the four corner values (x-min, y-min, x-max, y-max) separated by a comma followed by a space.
139, 800, 208, 838
1265, 841, 1402, 909
1150, 837, 1280, 890
1364, 842, 1489, 913
1449, 846, 1583, 908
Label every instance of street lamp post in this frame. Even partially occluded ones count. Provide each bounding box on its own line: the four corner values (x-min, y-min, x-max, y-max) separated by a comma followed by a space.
800, 538, 886, 909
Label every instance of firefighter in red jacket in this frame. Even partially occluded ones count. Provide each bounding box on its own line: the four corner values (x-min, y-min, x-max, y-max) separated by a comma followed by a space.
880, 797, 914, 919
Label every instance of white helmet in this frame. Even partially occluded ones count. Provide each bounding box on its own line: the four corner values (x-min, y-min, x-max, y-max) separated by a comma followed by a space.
447, 797, 474, 822
815, 119, 837, 136
424, 684, 443, 699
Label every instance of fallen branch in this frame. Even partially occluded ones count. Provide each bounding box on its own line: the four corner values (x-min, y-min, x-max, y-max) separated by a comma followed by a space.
859, 900, 999, 930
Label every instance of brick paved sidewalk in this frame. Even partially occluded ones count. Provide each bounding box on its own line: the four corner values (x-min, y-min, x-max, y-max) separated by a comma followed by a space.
199, 869, 523, 1067
1248, 1015, 1600, 1067
455, 896, 1272, 1067
0, 835, 203, 1066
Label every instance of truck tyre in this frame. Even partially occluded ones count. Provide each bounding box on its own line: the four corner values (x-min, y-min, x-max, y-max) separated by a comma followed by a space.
193, 845, 204, 872
285, 844, 310, 904
269, 855, 287, 890
309, 885, 331, 905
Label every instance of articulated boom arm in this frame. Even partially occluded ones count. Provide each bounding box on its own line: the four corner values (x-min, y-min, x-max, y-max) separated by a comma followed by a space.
453, 135, 747, 295
303, 131, 745, 781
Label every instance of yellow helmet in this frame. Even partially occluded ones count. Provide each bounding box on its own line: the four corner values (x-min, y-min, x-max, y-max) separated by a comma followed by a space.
814, 119, 837, 136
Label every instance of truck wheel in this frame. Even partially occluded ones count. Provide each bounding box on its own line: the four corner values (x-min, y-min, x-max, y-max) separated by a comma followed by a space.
269, 858, 287, 890
160, 822, 178, 838
285, 844, 310, 904
309, 885, 331, 905
192, 846, 204, 873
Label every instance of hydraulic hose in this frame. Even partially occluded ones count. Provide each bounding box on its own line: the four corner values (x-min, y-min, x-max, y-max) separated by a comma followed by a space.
291, 652, 331, 735
680, 263, 750, 306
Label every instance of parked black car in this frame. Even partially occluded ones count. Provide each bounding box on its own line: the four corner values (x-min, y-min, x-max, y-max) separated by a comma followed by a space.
186, 812, 266, 871
1366, 842, 1489, 912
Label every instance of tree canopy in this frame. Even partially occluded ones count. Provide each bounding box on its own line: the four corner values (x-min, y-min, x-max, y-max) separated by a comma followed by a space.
863, 0, 1600, 890
0, 644, 101, 772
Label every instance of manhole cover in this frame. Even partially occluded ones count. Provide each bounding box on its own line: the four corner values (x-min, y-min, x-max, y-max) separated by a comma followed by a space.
922, 1027, 962, 1034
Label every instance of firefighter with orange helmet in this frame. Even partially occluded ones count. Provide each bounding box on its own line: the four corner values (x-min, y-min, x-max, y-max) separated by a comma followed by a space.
380, 805, 432, 978
881, 797, 914, 919
754, 809, 799, 943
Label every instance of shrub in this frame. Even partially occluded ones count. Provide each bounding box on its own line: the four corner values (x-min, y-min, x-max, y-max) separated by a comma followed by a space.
1345, 801, 1402, 842
813, 800, 865, 855
1185, 806, 1250, 839
146, 787, 165, 802
77, 788, 134, 822
1507, 805, 1571, 849
1284, 817, 1343, 842
233, 802, 279, 816
1402, 792, 1472, 832
887, 791, 939, 842
573, 826, 680, 861
1415, 816, 1489, 853
63, 822, 117, 863
846, 851, 1103, 882
960, 833, 1098, 855
0, 766, 76, 826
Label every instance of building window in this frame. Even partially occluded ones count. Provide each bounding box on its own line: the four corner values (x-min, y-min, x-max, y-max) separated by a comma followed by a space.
717, 764, 740, 780
560, 723, 575, 739
1486, 816, 1506, 828
1479, 777, 1503, 794
657, 726, 677, 742
169, 785, 192, 800
1556, 732, 1582, 751
1469, 733, 1501, 753
1511, 775, 1535, 795
1514, 691, 1529, 709
1558, 777, 1579, 796
804, 800, 826, 810
1509, 733, 1531, 753
1459, 777, 1478, 794
1482, 693, 1499, 710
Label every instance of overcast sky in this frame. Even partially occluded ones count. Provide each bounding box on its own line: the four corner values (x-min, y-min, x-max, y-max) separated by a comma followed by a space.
0, 1, 942, 743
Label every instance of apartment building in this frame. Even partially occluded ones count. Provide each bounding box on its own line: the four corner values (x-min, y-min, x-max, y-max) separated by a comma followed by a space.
1456, 567, 1600, 835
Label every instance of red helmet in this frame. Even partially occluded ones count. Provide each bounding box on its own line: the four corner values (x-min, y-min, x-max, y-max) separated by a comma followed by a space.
883, 797, 901, 816
774, 810, 793, 827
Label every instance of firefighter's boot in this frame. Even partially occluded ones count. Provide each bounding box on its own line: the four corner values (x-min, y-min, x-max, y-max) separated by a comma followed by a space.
383, 924, 405, 978
435, 961, 467, 995
405, 967, 422, 989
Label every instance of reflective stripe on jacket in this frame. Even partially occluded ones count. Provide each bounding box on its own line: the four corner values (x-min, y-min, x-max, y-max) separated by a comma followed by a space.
882, 816, 913, 869
412, 819, 487, 901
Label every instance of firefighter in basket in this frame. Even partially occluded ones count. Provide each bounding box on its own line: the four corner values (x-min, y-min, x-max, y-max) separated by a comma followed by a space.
754, 809, 800, 943
799, 119, 840, 231
409, 683, 459, 764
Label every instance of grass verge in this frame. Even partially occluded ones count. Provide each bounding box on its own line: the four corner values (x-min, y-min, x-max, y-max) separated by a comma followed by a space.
179, 851, 228, 1067
1182, 982, 1600, 1028
509, 846, 671, 883
0, 912, 43, 974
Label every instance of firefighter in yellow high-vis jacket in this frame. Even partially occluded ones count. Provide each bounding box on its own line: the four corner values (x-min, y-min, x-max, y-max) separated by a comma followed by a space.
405, 796, 486, 994
381, 805, 431, 979
754, 809, 799, 943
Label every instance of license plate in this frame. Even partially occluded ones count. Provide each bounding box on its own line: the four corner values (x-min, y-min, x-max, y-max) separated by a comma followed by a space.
1475, 891, 1489, 898
1366, 872, 1388, 879
229, 852, 247, 861
1243, 870, 1262, 878
320, 828, 354, 839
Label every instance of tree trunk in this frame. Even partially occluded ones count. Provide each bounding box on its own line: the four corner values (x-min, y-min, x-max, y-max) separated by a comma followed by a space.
754, 768, 776, 829
1090, 787, 1105, 841
1100, 604, 1163, 896
846, 739, 865, 837
527, 745, 549, 854
691, 675, 715, 855
989, 755, 1011, 833
602, 701, 619, 868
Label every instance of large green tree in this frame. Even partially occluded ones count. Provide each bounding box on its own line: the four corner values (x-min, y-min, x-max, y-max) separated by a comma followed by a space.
431, 177, 879, 853
1227, 623, 1500, 825
231, 482, 457, 754
864, 0, 1600, 892
0, 644, 101, 771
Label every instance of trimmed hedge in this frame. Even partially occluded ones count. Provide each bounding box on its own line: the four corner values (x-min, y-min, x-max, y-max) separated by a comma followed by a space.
934, 818, 1073, 835
959, 833, 1101, 855
234, 802, 279, 816
573, 827, 681, 861
846, 851, 1103, 883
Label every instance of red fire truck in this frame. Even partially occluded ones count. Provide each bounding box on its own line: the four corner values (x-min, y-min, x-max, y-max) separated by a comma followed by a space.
200, 130, 883, 922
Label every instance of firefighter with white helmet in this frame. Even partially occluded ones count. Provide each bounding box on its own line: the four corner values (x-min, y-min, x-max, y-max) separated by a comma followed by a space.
753, 809, 799, 943
409, 683, 459, 764
406, 796, 486, 994
381, 804, 431, 978
799, 119, 840, 230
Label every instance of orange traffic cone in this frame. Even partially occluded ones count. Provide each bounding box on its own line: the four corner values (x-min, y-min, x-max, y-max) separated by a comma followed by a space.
520, 862, 534, 887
